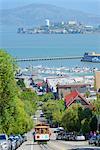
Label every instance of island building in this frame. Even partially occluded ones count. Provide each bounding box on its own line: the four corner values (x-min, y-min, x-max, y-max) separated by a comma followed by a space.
45, 19, 50, 26
68, 21, 77, 26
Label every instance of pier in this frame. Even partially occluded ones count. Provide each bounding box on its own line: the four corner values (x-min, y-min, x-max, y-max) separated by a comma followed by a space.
15, 56, 82, 62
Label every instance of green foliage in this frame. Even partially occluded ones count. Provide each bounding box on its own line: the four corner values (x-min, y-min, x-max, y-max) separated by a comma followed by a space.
42, 99, 65, 126
11, 98, 33, 134
90, 115, 97, 132
82, 108, 92, 119
81, 118, 91, 134
61, 103, 96, 134
20, 88, 38, 116
40, 92, 54, 102
16, 79, 25, 89
62, 104, 82, 132
0, 50, 34, 135
92, 97, 100, 131
85, 90, 90, 98
92, 97, 100, 116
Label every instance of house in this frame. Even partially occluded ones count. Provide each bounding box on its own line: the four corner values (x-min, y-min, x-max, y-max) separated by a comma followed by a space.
57, 84, 90, 99
64, 90, 93, 109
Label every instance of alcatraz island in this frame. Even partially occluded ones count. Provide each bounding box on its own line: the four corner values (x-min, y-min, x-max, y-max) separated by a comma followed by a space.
17, 19, 100, 34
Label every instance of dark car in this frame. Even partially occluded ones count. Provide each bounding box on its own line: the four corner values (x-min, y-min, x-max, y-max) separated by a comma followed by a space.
88, 136, 97, 145
95, 135, 100, 146
14, 136, 21, 148
65, 132, 75, 141
8, 136, 17, 150
56, 133, 63, 140
21, 134, 27, 142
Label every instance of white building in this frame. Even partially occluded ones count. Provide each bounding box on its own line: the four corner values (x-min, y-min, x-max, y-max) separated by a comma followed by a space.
45, 19, 50, 26
68, 21, 77, 25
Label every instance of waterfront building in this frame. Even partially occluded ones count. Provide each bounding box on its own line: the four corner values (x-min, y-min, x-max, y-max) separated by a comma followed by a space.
95, 71, 100, 92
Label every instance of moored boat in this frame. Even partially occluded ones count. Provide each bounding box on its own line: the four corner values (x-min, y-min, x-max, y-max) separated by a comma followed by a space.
81, 52, 100, 63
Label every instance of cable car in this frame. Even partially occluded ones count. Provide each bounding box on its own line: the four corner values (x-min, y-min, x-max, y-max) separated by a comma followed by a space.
33, 123, 51, 143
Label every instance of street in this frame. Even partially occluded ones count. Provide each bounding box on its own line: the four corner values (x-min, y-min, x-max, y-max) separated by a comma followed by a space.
17, 109, 100, 150
17, 129, 100, 150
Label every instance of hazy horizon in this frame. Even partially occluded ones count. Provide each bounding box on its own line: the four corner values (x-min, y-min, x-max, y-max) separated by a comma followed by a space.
0, 0, 100, 15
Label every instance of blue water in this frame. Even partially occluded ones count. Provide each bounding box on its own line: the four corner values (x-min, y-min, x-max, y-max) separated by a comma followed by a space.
0, 25, 100, 68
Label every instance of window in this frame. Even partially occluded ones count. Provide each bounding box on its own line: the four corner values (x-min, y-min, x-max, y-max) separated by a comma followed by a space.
0, 135, 6, 140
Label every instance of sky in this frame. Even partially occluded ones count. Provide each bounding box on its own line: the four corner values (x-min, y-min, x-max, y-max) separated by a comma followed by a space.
0, 0, 100, 15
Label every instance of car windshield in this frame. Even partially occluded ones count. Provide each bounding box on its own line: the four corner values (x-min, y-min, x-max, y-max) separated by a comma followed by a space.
0, 135, 6, 140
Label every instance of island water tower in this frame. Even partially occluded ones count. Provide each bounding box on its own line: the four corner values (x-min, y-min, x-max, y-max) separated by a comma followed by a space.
45, 19, 50, 26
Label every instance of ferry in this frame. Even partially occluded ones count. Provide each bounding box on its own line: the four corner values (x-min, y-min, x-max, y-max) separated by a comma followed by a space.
81, 52, 100, 63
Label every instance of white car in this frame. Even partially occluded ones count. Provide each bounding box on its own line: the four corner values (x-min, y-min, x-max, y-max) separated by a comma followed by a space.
0, 144, 3, 150
0, 134, 11, 150
75, 135, 85, 141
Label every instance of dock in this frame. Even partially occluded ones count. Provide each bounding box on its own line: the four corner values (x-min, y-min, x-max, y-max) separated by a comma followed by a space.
15, 56, 82, 62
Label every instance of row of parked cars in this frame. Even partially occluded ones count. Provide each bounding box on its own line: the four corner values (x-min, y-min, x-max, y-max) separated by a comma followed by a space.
89, 134, 100, 146
56, 132, 85, 141
54, 127, 100, 147
54, 127, 86, 141
0, 133, 27, 150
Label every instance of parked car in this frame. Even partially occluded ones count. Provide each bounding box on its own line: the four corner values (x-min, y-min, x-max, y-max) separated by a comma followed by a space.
0, 144, 3, 150
54, 128, 61, 133
88, 136, 97, 145
14, 136, 20, 148
75, 135, 85, 141
68, 133, 76, 141
17, 135, 23, 145
0, 134, 12, 150
54, 127, 64, 133
64, 132, 75, 141
95, 134, 100, 146
61, 132, 68, 140
56, 133, 63, 140
21, 134, 27, 142
8, 136, 17, 150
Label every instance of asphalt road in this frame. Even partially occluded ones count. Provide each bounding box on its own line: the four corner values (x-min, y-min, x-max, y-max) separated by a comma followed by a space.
17, 110, 100, 150
17, 129, 100, 150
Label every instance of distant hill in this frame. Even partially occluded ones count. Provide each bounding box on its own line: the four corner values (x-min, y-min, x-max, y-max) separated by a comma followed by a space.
0, 3, 100, 26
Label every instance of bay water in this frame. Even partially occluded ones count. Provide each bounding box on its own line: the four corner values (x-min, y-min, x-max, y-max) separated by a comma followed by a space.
0, 25, 100, 69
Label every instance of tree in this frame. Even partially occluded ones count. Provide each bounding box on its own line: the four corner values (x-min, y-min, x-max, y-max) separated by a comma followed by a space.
90, 115, 97, 132
20, 88, 38, 116
16, 78, 25, 90
40, 93, 54, 102
0, 50, 33, 134
92, 97, 100, 131
42, 100, 65, 126
62, 104, 82, 132
85, 90, 90, 98
81, 118, 91, 134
